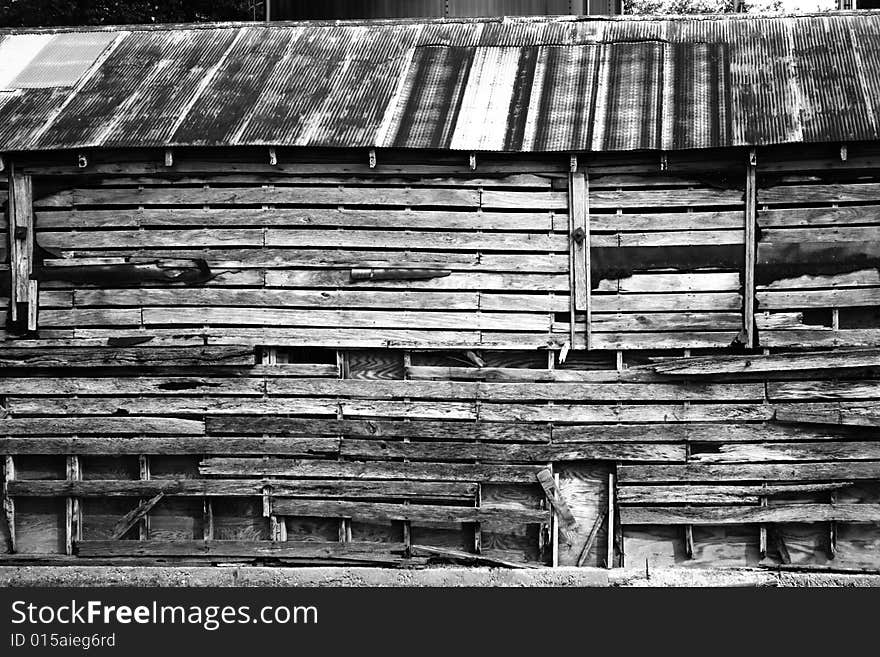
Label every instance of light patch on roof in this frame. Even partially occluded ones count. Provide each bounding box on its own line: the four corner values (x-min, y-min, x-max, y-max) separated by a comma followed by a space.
10, 31, 118, 89
0, 34, 53, 90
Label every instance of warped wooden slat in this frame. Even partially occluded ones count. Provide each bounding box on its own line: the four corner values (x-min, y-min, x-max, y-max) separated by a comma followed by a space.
621, 504, 880, 525
774, 402, 880, 427
552, 422, 864, 443
36, 186, 482, 208
0, 436, 340, 456
36, 208, 561, 231
139, 307, 551, 332
0, 346, 254, 368
205, 417, 552, 442
265, 270, 570, 291
689, 441, 880, 463
75, 540, 410, 560
7, 479, 477, 500
199, 458, 543, 483
339, 439, 686, 463
652, 348, 880, 375
769, 380, 880, 400
594, 272, 740, 293
0, 417, 204, 435
758, 182, 880, 204
405, 365, 664, 383
617, 482, 854, 505
272, 500, 549, 524
618, 462, 880, 483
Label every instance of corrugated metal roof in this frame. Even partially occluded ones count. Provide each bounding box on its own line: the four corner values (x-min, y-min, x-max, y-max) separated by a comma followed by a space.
2, 13, 880, 153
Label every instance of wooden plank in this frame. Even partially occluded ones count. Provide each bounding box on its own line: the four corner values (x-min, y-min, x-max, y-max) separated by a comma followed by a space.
758, 269, 880, 290
409, 544, 536, 568
621, 504, 880, 526
552, 422, 860, 443
745, 150, 757, 348
590, 312, 743, 332
585, 187, 743, 208
593, 230, 744, 247
617, 482, 854, 505
769, 380, 880, 400
199, 458, 543, 483
6, 479, 477, 500
0, 377, 266, 396
595, 272, 740, 293
0, 346, 254, 368
140, 307, 551, 332
265, 269, 570, 291
263, 378, 764, 401
690, 441, 880, 463
651, 347, 880, 375
110, 493, 165, 539
206, 417, 551, 441
774, 402, 880, 427
591, 292, 742, 312
8, 169, 36, 330
760, 226, 880, 244
478, 402, 772, 423
75, 539, 410, 561
591, 210, 744, 232
405, 365, 664, 383
757, 206, 880, 228
273, 500, 548, 524
536, 468, 577, 526
35, 186, 482, 208
587, 332, 740, 350
570, 172, 589, 322
339, 439, 684, 463
3, 456, 15, 554
758, 182, 880, 204
618, 462, 880, 483
35, 208, 559, 231
0, 437, 340, 456
757, 287, 880, 309
0, 417, 204, 435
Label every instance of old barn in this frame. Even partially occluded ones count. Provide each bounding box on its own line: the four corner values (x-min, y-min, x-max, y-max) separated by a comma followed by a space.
3, 11, 880, 575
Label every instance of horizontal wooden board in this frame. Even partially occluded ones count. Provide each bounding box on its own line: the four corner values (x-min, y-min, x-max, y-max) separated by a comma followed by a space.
339, 439, 686, 463
591, 293, 742, 312
769, 380, 880, 400
272, 500, 548, 524
690, 441, 880, 463
757, 288, 880, 309
618, 462, 880, 483
74, 540, 412, 561
591, 210, 744, 232
7, 479, 477, 500
206, 417, 551, 442
651, 348, 880, 375
617, 482, 854, 505
758, 183, 880, 204
36, 186, 484, 208
0, 436, 340, 456
0, 417, 204, 435
36, 208, 562, 231
199, 459, 543, 483
757, 206, 880, 228
0, 347, 254, 368
264, 270, 570, 291
595, 272, 741, 294
621, 504, 880, 525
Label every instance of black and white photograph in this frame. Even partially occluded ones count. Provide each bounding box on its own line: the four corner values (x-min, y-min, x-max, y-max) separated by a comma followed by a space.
0, 0, 878, 651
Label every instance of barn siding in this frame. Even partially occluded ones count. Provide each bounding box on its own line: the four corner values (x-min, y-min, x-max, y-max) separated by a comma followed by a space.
3, 148, 880, 569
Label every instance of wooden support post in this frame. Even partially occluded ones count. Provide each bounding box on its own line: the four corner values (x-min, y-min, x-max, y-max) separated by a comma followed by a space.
164, 149, 173, 167
8, 166, 37, 332
3, 456, 15, 553
138, 455, 150, 540
569, 168, 589, 348
744, 148, 757, 348
203, 498, 214, 541
759, 483, 768, 558
111, 493, 164, 540
401, 350, 413, 552
829, 491, 838, 559
65, 456, 81, 556
606, 472, 615, 568
551, 470, 559, 567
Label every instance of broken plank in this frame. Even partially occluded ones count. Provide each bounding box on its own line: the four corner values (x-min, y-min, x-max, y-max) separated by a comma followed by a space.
618, 462, 880, 483
651, 348, 880, 376
409, 544, 536, 568
621, 504, 880, 525
272, 500, 548, 524
110, 493, 164, 539
0, 346, 254, 368
198, 459, 542, 483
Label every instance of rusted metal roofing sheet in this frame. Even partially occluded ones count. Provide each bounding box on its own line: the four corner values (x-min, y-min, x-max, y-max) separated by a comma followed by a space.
3, 13, 880, 153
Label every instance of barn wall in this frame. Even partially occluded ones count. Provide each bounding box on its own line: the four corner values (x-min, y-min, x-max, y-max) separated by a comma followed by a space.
2, 147, 880, 570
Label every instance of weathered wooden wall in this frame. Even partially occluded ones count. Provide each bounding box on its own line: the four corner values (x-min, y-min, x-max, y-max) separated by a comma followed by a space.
2, 147, 880, 571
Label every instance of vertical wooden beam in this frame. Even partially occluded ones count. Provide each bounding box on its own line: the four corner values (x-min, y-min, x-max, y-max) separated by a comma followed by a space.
336, 349, 351, 543
3, 456, 15, 553
8, 166, 37, 331
138, 455, 150, 540
65, 455, 81, 556
569, 169, 590, 349
551, 469, 559, 567
744, 148, 757, 348
606, 472, 615, 568
401, 350, 413, 552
